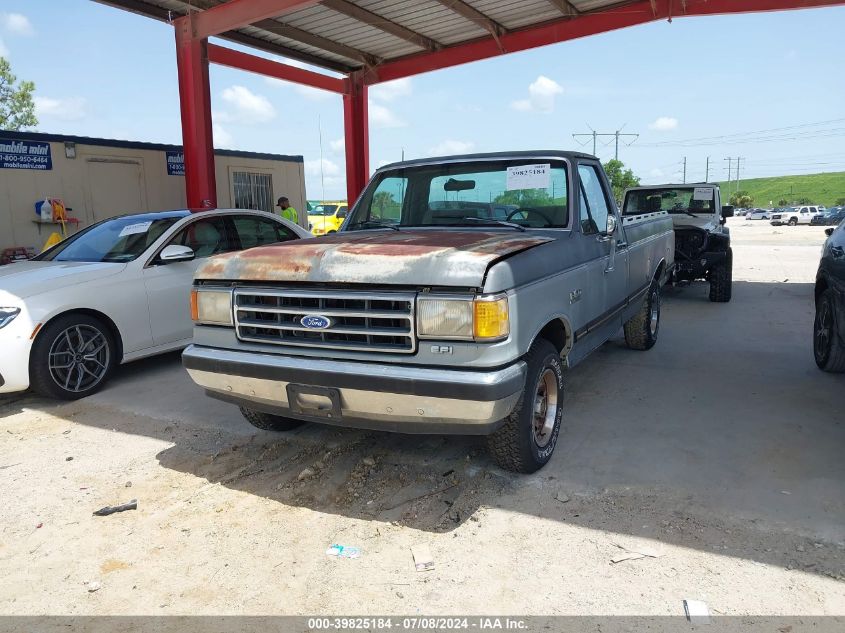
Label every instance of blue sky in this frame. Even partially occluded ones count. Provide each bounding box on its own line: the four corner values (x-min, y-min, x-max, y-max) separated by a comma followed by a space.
2, 1, 844, 200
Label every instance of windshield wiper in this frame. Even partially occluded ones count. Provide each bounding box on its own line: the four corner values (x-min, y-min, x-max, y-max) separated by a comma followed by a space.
348, 219, 400, 231
460, 217, 526, 232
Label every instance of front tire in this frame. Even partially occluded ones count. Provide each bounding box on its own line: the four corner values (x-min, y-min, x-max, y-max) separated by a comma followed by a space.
814, 289, 845, 372
624, 280, 661, 350
239, 406, 306, 432
487, 339, 563, 474
709, 248, 733, 303
788, 218, 798, 226
29, 314, 116, 400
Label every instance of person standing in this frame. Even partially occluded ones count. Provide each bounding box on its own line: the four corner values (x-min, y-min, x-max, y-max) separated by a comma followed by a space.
276, 196, 299, 225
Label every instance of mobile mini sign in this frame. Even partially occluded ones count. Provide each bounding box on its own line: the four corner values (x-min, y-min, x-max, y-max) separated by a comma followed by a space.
0, 139, 52, 170
166, 150, 185, 176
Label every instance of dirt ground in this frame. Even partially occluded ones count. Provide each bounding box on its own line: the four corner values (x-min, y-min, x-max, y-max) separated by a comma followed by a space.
0, 219, 843, 616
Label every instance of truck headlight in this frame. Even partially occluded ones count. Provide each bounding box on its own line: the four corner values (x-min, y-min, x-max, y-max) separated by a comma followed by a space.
190, 289, 233, 325
417, 294, 509, 342
0, 307, 21, 329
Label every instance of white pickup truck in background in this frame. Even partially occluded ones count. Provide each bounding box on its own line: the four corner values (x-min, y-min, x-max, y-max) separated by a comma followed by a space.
771, 205, 825, 226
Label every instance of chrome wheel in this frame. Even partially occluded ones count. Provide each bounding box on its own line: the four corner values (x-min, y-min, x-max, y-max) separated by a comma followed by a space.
48, 325, 111, 393
649, 290, 660, 337
532, 368, 559, 448
814, 298, 832, 363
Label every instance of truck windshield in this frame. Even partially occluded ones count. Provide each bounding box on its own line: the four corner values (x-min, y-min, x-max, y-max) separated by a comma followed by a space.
624, 188, 715, 215
347, 160, 569, 230
310, 205, 338, 216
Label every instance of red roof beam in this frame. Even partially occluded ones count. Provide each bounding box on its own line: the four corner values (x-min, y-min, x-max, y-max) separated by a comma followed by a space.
207, 43, 346, 94
365, 0, 845, 84
188, 0, 322, 40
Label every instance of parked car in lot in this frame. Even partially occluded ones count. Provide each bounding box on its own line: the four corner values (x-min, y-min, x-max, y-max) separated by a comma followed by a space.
746, 208, 772, 220
814, 219, 845, 372
623, 183, 733, 301
0, 209, 310, 399
810, 207, 845, 226
183, 151, 675, 473
771, 205, 824, 226
308, 201, 348, 236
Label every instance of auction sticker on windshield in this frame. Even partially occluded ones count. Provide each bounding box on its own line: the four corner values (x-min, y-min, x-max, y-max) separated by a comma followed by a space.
506, 164, 550, 191
118, 221, 153, 237
693, 187, 714, 201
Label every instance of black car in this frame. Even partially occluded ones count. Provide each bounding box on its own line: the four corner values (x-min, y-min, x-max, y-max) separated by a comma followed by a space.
810, 207, 845, 226
814, 219, 845, 371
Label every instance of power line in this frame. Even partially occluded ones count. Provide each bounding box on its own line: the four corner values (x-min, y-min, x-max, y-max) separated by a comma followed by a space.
637, 117, 845, 148
572, 127, 639, 159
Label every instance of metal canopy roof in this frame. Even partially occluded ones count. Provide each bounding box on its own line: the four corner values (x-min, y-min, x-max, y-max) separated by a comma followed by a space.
95, 0, 633, 74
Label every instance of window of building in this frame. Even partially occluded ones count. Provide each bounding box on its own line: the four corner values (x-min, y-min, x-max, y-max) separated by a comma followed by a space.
232, 171, 274, 212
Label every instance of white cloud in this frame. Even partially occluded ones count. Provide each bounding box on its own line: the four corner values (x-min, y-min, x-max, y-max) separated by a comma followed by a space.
34, 96, 88, 121
329, 137, 345, 154
213, 123, 235, 149
220, 85, 276, 123
649, 116, 679, 131
305, 158, 341, 178
369, 102, 405, 129
428, 139, 475, 156
370, 78, 412, 102
510, 76, 563, 113
2, 13, 33, 36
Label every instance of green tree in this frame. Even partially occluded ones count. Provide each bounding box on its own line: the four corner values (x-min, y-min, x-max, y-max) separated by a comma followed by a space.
796, 196, 814, 205
602, 159, 639, 204
493, 189, 552, 207
834, 197, 845, 206
778, 198, 789, 207
372, 191, 400, 219
730, 190, 753, 208
0, 58, 37, 131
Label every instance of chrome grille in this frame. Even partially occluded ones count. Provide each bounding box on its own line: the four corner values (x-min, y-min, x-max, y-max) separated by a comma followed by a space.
234, 288, 416, 354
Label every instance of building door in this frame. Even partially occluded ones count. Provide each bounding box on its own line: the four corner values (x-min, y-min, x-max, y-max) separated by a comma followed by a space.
86, 158, 146, 221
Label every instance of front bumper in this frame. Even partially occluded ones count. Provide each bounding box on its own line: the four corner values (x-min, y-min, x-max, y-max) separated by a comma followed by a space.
0, 325, 34, 394
183, 345, 526, 435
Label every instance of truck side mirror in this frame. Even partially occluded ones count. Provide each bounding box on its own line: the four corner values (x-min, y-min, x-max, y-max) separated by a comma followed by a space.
826, 228, 835, 237
721, 205, 734, 218
605, 214, 617, 235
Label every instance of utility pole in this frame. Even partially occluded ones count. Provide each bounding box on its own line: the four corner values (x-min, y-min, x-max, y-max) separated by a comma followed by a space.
573, 128, 638, 160
682, 157, 687, 184
725, 157, 733, 184
735, 157, 743, 192
705, 156, 710, 182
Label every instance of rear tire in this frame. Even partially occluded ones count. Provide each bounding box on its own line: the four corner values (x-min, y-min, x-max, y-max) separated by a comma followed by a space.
624, 280, 661, 350
239, 406, 306, 432
29, 314, 116, 400
709, 248, 733, 303
814, 289, 845, 372
486, 339, 563, 474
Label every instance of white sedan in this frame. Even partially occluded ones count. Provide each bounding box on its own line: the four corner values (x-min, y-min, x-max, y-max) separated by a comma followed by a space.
0, 209, 310, 399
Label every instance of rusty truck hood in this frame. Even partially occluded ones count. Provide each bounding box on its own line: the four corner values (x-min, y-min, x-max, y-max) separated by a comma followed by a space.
197, 230, 552, 287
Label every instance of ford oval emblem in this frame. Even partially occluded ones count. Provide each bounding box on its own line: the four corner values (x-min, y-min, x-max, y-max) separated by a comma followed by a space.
300, 315, 332, 329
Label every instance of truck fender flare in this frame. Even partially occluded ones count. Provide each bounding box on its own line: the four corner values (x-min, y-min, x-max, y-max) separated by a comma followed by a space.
527, 314, 574, 361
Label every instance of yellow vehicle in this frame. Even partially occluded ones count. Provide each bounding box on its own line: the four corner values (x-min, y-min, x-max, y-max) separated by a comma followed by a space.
308, 201, 348, 236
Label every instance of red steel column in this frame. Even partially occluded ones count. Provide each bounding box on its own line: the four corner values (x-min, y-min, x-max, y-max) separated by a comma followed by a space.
343, 72, 369, 205
175, 16, 217, 209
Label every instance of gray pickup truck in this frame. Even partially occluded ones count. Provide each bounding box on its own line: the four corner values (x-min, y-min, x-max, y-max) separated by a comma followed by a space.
183, 151, 674, 472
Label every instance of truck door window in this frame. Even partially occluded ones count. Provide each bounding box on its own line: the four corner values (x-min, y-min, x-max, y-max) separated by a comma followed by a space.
578, 164, 610, 234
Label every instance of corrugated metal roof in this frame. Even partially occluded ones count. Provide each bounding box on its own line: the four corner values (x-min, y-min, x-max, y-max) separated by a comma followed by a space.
94, 0, 640, 74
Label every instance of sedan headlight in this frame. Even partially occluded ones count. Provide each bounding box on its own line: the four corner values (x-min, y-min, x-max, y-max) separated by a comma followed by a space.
417, 294, 509, 342
0, 307, 21, 329
190, 289, 233, 325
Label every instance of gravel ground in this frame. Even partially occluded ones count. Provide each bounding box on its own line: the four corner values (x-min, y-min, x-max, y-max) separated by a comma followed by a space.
0, 219, 842, 616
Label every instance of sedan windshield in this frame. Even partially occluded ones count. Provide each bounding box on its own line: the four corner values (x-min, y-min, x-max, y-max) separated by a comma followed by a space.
39, 216, 181, 263
346, 160, 569, 230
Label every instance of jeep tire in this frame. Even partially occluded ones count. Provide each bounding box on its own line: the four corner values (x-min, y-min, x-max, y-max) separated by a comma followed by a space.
709, 247, 733, 303
487, 338, 563, 474
239, 407, 306, 432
